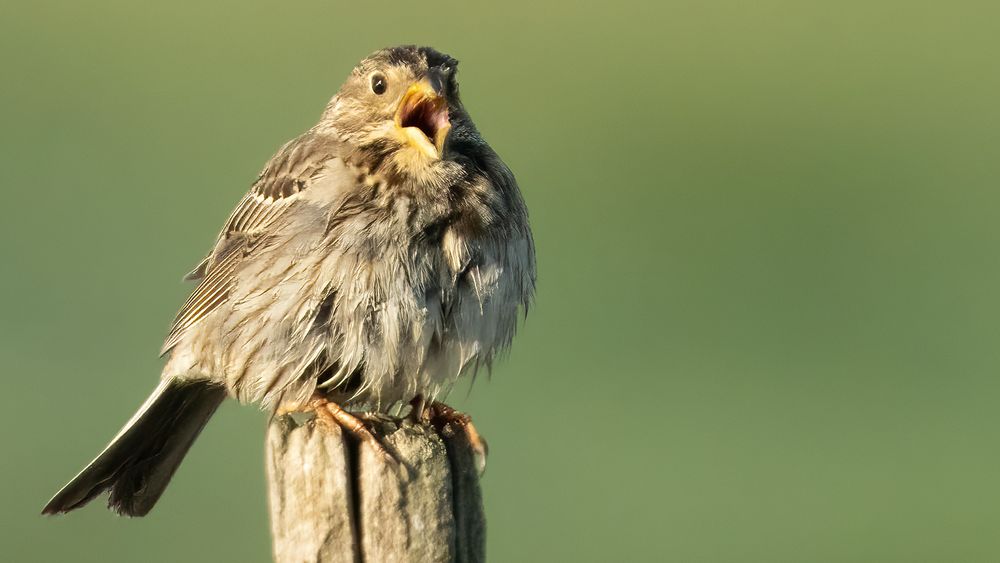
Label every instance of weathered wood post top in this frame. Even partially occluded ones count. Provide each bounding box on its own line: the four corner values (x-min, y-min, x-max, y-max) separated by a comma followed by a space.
266, 415, 486, 563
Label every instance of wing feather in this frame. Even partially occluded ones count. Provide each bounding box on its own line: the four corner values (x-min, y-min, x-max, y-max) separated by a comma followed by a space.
160, 134, 338, 355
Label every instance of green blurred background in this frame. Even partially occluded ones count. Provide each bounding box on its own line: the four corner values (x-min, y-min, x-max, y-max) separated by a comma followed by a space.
2, 1, 999, 561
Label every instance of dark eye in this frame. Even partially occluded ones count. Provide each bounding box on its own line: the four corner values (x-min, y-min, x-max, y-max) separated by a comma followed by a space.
371, 74, 387, 95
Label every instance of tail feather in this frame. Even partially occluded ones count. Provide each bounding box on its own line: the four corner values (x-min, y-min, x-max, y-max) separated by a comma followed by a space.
42, 379, 226, 517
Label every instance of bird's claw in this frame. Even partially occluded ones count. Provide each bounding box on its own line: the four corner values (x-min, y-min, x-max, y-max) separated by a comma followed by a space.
304, 396, 397, 463
409, 397, 489, 475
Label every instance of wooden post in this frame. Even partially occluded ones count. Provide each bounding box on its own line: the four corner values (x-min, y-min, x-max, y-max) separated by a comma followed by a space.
266, 414, 486, 563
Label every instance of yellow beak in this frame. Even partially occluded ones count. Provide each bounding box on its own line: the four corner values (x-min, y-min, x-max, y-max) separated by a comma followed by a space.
394, 80, 451, 159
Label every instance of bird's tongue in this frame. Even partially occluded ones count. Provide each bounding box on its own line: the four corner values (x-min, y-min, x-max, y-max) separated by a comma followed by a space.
401, 96, 448, 144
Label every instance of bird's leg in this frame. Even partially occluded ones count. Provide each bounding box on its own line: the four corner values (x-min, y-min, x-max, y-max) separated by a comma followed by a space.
409, 397, 488, 473
302, 395, 394, 462
408, 394, 431, 423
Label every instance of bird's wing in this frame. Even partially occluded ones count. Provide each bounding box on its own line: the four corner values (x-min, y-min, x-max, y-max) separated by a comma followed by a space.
161, 134, 338, 355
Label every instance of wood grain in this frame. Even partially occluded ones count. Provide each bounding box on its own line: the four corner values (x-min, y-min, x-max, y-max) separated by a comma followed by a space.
266, 415, 485, 563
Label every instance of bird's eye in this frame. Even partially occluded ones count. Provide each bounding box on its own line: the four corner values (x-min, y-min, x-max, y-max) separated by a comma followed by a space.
371, 74, 387, 95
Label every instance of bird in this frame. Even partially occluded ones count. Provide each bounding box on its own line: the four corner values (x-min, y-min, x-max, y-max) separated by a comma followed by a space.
42, 45, 535, 517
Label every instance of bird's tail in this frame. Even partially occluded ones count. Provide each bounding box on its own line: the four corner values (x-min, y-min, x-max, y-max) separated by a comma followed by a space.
42, 379, 226, 517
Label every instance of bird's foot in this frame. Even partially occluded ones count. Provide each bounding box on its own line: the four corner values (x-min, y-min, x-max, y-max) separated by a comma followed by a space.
302, 395, 396, 462
409, 397, 488, 474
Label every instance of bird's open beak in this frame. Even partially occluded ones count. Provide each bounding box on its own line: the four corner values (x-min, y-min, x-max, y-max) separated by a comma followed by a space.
395, 80, 451, 159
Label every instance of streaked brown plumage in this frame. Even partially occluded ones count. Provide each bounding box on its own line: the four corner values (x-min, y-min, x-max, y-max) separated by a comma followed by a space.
43, 45, 535, 516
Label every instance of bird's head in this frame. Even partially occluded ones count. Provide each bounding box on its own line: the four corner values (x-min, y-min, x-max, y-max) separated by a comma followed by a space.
323, 46, 474, 173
